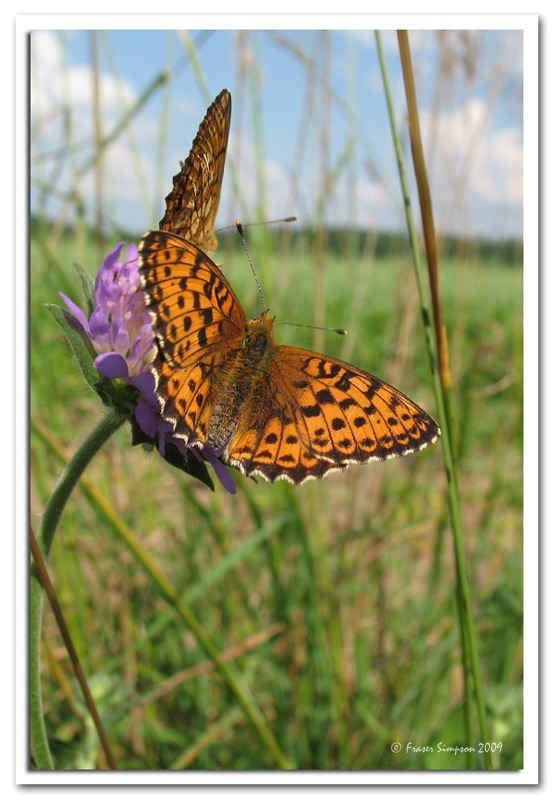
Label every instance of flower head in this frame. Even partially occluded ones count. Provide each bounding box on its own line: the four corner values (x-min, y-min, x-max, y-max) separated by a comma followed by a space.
60, 242, 155, 378
59, 242, 235, 494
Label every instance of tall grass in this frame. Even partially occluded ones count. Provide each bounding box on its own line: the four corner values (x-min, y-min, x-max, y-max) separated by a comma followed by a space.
29, 30, 523, 770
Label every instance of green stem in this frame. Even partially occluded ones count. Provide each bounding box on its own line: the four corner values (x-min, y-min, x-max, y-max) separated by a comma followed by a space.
31, 412, 293, 770
375, 31, 492, 767
30, 411, 125, 769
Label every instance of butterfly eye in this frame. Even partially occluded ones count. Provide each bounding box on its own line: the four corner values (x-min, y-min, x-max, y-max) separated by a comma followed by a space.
244, 330, 268, 355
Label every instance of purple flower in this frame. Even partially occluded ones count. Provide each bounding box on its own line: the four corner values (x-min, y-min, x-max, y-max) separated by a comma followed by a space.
60, 242, 154, 377
60, 242, 236, 494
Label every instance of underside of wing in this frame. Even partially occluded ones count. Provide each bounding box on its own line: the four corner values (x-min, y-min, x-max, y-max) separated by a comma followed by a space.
159, 89, 231, 257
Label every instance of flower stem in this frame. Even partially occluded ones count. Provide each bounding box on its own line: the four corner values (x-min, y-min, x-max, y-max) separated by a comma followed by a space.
33, 413, 293, 770
30, 410, 126, 769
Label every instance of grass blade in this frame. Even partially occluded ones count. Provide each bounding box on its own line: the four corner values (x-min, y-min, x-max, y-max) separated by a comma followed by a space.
375, 29, 492, 768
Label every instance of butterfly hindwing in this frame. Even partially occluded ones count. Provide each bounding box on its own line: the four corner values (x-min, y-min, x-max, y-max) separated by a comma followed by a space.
223, 346, 440, 484
272, 348, 440, 466
226, 401, 344, 484
153, 348, 237, 446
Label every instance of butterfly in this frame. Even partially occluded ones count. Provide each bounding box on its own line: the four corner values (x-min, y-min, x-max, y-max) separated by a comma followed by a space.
138, 230, 440, 485
159, 88, 231, 257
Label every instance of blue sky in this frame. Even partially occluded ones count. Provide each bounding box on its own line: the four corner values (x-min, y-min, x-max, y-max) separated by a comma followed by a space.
30, 26, 525, 240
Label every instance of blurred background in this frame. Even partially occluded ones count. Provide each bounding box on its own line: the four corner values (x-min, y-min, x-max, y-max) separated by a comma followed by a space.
30, 28, 523, 770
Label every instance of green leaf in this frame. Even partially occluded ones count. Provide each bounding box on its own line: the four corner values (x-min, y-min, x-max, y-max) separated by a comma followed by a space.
46, 302, 100, 391
72, 262, 96, 317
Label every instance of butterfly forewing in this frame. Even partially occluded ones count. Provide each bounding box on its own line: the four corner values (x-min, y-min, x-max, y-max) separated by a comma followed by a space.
139, 230, 247, 370
159, 89, 231, 257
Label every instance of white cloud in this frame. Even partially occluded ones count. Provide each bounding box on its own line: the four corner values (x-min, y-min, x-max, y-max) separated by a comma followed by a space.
31, 31, 156, 231
419, 98, 523, 236
472, 126, 523, 205
31, 31, 136, 125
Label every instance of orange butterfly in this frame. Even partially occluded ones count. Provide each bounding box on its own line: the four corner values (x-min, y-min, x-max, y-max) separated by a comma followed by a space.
159, 88, 231, 257
138, 230, 440, 485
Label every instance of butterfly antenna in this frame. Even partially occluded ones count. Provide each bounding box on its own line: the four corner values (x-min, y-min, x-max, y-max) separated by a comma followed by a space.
218, 216, 296, 233
235, 221, 345, 336
275, 320, 348, 336
240, 215, 297, 227
236, 221, 267, 312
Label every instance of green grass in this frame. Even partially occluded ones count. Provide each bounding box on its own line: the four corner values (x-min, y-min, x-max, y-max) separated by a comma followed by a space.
30, 224, 523, 770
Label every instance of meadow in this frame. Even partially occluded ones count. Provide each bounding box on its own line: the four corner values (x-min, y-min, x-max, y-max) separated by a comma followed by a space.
29, 29, 524, 772
30, 224, 523, 770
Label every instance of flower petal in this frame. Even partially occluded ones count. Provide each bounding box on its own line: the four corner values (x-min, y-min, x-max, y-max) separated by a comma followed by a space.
59, 292, 90, 334
89, 307, 111, 343
135, 397, 158, 438
129, 371, 158, 406
202, 443, 237, 494
111, 317, 132, 355
94, 242, 126, 295
95, 352, 129, 379
123, 242, 138, 267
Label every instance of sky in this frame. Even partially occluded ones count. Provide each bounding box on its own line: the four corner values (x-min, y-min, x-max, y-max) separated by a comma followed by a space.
29, 25, 526, 241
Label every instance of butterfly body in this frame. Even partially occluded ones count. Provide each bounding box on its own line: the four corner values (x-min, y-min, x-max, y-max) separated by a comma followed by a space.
139, 230, 440, 485
197, 312, 278, 452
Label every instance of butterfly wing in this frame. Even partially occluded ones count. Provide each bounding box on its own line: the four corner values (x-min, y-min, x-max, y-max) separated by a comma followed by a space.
139, 229, 247, 444
225, 391, 344, 484
226, 346, 440, 484
159, 89, 231, 257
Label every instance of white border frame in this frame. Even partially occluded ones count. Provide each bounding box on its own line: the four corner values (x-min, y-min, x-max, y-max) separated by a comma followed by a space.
17, 13, 538, 787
